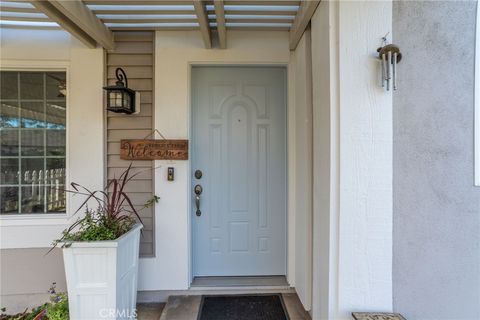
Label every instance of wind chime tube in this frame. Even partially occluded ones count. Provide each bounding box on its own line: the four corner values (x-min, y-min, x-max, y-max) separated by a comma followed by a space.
382, 53, 387, 88
393, 52, 398, 90
387, 50, 392, 91
381, 54, 385, 87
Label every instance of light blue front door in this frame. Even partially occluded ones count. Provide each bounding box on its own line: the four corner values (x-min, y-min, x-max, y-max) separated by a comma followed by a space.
191, 66, 287, 276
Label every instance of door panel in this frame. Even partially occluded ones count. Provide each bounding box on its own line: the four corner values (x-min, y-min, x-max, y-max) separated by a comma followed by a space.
191, 66, 287, 276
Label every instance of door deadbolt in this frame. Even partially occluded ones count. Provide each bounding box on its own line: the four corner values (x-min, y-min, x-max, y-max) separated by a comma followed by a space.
194, 169, 203, 179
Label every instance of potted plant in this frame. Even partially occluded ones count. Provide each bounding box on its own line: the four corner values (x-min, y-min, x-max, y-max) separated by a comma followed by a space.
53, 165, 158, 320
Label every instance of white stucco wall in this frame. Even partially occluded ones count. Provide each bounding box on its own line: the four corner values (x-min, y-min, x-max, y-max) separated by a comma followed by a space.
393, 1, 480, 319
311, 1, 393, 319
0, 28, 104, 313
138, 30, 292, 291
290, 29, 313, 311
337, 0, 393, 313
311, 2, 338, 318
0, 29, 104, 249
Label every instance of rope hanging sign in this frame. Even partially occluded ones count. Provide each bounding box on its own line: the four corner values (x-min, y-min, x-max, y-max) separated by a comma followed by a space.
120, 129, 188, 160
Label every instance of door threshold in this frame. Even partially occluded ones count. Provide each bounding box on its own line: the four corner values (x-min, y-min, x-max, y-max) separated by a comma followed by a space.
190, 275, 289, 289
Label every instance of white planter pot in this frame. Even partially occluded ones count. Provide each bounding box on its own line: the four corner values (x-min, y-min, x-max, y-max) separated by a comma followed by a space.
62, 224, 143, 320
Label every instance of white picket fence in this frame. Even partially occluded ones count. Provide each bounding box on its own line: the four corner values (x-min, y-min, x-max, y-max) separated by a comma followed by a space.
22, 168, 66, 212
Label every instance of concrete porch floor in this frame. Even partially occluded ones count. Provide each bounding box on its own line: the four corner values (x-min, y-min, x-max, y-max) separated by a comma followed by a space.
137, 292, 310, 320
137, 303, 166, 320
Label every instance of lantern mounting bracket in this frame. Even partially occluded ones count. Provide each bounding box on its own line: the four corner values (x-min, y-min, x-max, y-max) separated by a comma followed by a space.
115, 67, 128, 88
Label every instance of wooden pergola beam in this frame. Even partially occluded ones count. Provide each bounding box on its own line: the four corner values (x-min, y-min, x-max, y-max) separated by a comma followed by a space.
214, 0, 226, 49
30, 0, 115, 50
193, 0, 212, 49
289, 0, 320, 50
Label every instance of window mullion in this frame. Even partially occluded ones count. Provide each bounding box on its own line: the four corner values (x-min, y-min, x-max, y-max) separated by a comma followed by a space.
44, 72, 47, 213
17, 72, 22, 214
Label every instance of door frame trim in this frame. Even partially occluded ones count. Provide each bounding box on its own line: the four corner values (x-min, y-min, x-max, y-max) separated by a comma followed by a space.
187, 63, 292, 285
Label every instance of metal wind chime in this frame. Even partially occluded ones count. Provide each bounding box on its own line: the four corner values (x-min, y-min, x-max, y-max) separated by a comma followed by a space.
377, 41, 402, 91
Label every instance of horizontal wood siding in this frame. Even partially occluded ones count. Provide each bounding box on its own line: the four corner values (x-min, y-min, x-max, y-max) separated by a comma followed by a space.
106, 31, 155, 256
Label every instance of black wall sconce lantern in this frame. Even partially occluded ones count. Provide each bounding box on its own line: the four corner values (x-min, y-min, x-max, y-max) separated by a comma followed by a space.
103, 68, 137, 114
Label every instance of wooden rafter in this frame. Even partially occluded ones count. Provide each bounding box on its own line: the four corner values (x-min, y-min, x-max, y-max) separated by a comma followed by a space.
83, 0, 192, 4
223, 18, 292, 23
0, 6, 38, 13
214, 0, 226, 49
207, 9, 298, 16
0, 16, 51, 22
289, 0, 320, 50
109, 27, 199, 31
225, 1, 300, 5
102, 18, 198, 24
30, 0, 115, 50
193, 0, 211, 49
228, 26, 290, 31
92, 9, 196, 15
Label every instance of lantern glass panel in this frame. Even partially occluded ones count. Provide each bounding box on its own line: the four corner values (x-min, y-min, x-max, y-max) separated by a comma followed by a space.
124, 92, 131, 108
107, 90, 121, 108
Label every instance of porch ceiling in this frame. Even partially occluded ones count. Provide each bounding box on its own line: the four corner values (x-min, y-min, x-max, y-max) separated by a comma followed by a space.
0, 0, 319, 50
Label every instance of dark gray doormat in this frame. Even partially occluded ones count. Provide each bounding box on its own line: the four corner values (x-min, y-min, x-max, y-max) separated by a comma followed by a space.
198, 294, 289, 320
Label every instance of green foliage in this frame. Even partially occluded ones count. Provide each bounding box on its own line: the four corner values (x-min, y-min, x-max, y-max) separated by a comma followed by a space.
60, 209, 135, 243
46, 299, 68, 320
45, 289, 68, 320
45, 284, 68, 320
145, 195, 160, 208
0, 284, 68, 320
0, 305, 46, 320
51, 165, 160, 247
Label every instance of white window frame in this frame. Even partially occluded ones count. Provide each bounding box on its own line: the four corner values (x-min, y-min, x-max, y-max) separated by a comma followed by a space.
0, 60, 71, 226
475, 2, 480, 186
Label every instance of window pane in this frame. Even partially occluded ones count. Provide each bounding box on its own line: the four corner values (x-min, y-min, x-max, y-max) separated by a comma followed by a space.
47, 158, 65, 184
47, 184, 65, 213
0, 186, 19, 214
1, 71, 66, 215
1, 72, 18, 100
20, 72, 44, 100
21, 185, 44, 213
1, 159, 19, 185
21, 130, 44, 156
1, 101, 20, 128
47, 130, 65, 156
21, 102, 45, 128
1, 130, 19, 156
46, 72, 66, 100
46, 158, 66, 212
21, 158, 44, 184
46, 101, 66, 129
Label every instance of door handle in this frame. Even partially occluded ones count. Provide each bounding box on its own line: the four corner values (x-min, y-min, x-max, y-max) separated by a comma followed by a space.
194, 184, 203, 216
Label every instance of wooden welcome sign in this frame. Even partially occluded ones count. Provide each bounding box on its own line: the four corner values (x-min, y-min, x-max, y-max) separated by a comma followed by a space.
120, 139, 188, 160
